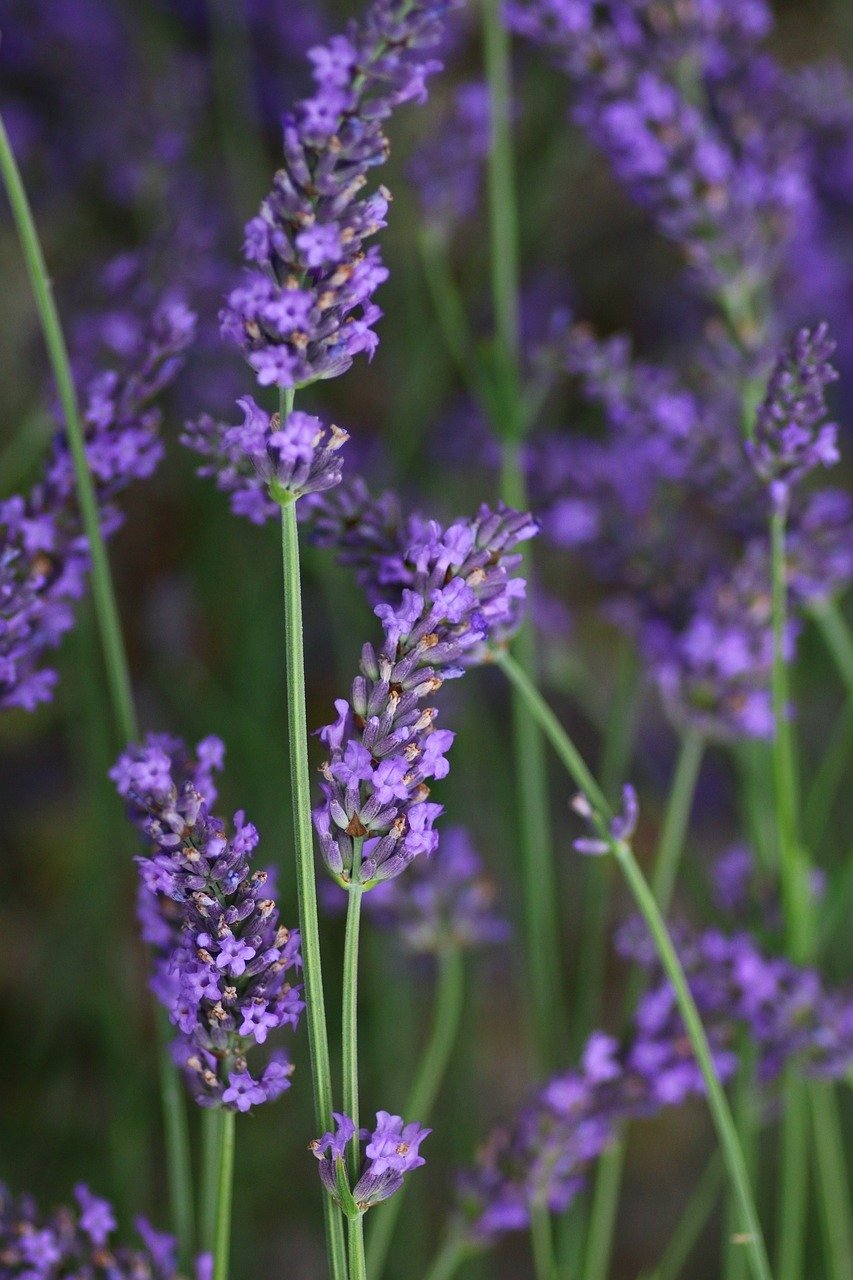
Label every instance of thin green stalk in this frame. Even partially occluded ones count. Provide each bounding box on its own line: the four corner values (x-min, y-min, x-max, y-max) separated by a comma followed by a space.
348, 1217, 367, 1280
809, 1082, 853, 1280
0, 112, 195, 1263
343, 841, 365, 1184
643, 1153, 722, 1280
279, 490, 348, 1280
810, 598, 853, 696
651, 727, 705, 913
422, 1237, 470, 1280
777, 1071, 809, 1280
495, 650, 773, 1280
804, 702, 853, 851
0, 112, 136, 742
367, 948, 466, 1278
725, 1044, 757, 1280
200, 1108, 226, 1254
530, 1203, 557, 1280
583, 1142, 626, 1280
211, 1109, 236, 1280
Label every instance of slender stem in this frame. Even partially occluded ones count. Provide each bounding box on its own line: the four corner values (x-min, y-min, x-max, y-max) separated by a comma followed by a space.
725, 1044, 757, 1280
279, 492, 348, 1280
777, 1071, 809, 1280
809, 1082, 853, 1280
583, 1141, 626, 1280
651, 727, 705, 913
200, 1108, 226, 1254
367, 949, 466, 1278
0, 112, 196, 1263
496, 650, 773, 1280
211, 1109, 236, 1280
482, 0, 520, 383
0, 112, 136, 743
343, 847, 364, 1184
530, 1203, 557, 1280
644, 1153, 722, 1280
348, 1217, 367, 1280
810, 598, 853, 696
422, 1237, 470, 1280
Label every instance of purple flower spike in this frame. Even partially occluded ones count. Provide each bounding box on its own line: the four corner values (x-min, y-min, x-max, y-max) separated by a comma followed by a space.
221, 0, 460, 389
112, 734, 302, 1112
1, 1183, 181, 1279
311, 1110, 430, 1214
182, 397, 348, 521
314, 504, 536, 885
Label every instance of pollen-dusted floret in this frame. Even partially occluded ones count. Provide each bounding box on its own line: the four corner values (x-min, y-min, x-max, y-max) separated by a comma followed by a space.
112, 734, 303, 1112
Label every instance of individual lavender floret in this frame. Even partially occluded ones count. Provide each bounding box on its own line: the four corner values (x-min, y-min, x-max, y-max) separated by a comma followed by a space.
0, 1182, 181, 1279
311, 1111, 430, 1215
0, 290, 195, 712
314, 504, 536, 885
363, 826, 510, 952
747, 324, 840, 506
221, 0, 460, 389
572, 784, 638, 856
111, 734, 303, 1111
182, 396, 348, 522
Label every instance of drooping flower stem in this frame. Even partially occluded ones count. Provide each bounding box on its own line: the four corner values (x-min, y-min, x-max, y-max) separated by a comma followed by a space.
367, 948, 466, 1276
211, 1108, 236, 1280
278, 419, 348, 1280
495, 650, 773, 1280
0, 112, 195, 1267
481, 0, 566, 1071
0, 112, 135, 741
343, 839, 365, 1184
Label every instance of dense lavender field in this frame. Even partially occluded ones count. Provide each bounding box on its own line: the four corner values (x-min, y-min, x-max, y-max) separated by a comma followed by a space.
0, 1, 851, 1279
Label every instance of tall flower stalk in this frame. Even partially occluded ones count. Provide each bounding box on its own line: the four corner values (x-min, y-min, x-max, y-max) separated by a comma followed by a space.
495, 650, 773, 1280
0, 112, 195, 1265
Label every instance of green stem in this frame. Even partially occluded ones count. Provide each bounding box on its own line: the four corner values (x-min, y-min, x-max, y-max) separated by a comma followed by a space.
343, 844, 364, 1184
200, 1108, 225, 1254
422, 1237, 470, 1280
725, 1044, 757, 1280
810, 598, 853, 696
279, 491, 348, 1280
644, 1153, 722, 1280
809, 1082, 853, 1280
651, 727, 705, 913
803, 701, 853, 851
530, 1203, 557, 1280
495, 650, 773, 1280
348, 1217, 367, 1280
0, 112, 136, 743
367, 949, 466, 1278
583, 1141, 626, 1280
211, 1109, 236, 1280
0, 112, 196, 1264
777, 1071, 809, 1280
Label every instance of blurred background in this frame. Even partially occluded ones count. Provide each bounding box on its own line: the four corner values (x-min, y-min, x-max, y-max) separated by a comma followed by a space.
0, 1, 851, 1276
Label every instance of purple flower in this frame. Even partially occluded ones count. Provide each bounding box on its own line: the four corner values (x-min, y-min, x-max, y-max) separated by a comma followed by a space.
112, 734, 302, 1112
221, 0, 460, 389
312, 1110, 430, 1213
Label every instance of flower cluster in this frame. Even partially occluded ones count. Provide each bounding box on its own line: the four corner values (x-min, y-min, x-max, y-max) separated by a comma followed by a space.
507, 0, 809, 296
182, 396, 348, 523
314, 504, 536, 885
363, 826, 510, 952
111, 734, 303, 1112
221, 0, 459, 389
747, 324, 840, 506
0, 1182, 181, 1280
1, 290, 195, 712
456, 921, 853, 1242
311, 1111, 430, 1215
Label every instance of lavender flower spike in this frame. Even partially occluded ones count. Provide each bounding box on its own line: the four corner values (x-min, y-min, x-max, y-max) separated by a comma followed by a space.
222, 0, 460, 389
111, 734, 303, 1112
182, 396, 348, 523
747, 324, 840, 507
311, 1111, 431, 1215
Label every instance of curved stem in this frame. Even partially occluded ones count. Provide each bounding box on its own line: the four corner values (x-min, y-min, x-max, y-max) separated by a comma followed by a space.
0, 112, 197, 1264
0, 112, 136, 742
343, 857, 364, 1184
367, 949, 466, 1277
279, 491, 348, 1280
495, 650, 773, 1280
211, 1109, 236, 1280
